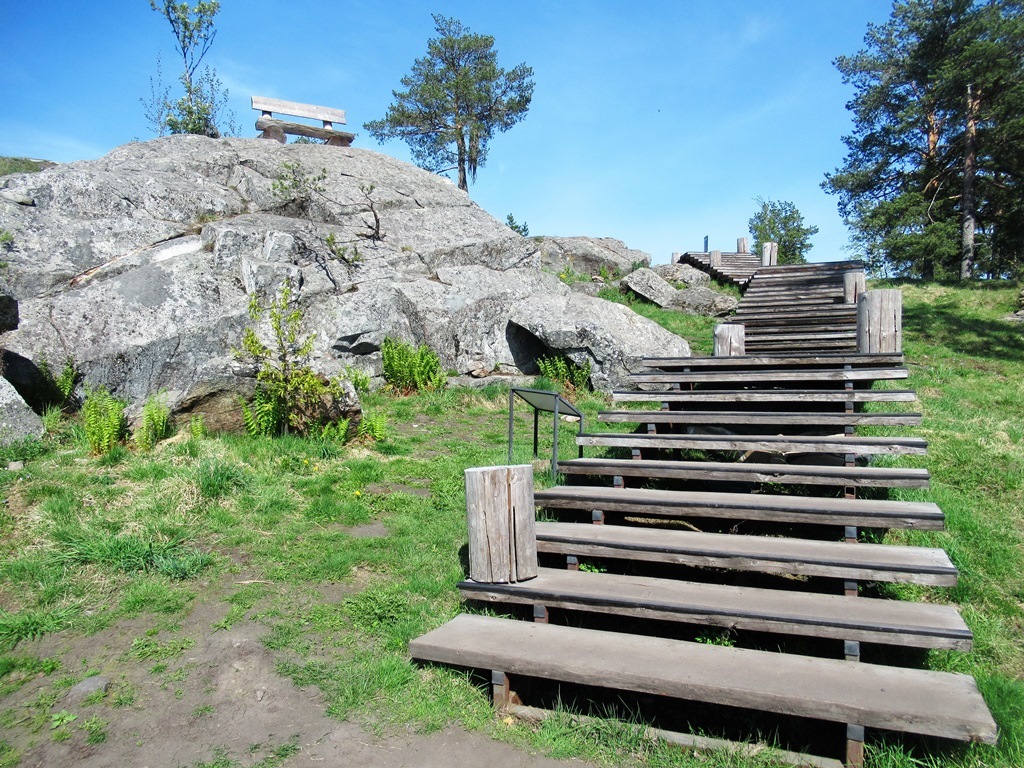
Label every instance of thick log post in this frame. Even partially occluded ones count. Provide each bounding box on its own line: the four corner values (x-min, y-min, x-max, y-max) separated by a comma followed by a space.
714, 324, 745, 357
843, 270, 866, 304
671, 251, 682, 264
465, 465, 537, 583
857, 289, 903, 353
761, 242, 778, 266
709, 250, 722, 268
736, 237, 749, 254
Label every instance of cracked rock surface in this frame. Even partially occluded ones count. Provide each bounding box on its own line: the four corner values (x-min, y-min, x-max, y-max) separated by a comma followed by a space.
0, 135, 688, 421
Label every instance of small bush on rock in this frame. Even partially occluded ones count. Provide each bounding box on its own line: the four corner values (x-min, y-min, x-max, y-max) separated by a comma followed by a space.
236, 279, 350, 438
381, 337, 446, 394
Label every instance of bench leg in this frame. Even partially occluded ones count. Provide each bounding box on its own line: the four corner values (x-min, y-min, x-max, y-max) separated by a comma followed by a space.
491, 670, 521, 710
533, 604, 549, 624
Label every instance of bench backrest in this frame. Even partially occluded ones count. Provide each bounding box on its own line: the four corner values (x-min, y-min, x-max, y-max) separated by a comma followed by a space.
250, 96, 346, 125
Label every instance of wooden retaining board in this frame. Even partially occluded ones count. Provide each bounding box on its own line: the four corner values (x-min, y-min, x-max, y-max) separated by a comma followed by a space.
459, 567, 971, 649
410, 615, 996, 743
536, 521, 957, 585
597, 410, 923, 427
628, 368, 908, 384
613, 389, 918, 404
534, 485, 944, 529
639, 353, 903, 369
557, 457, 930, 489
577, 432, 927, 456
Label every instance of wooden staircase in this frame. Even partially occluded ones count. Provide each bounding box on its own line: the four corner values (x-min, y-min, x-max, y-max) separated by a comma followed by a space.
410, 316, 997, 764
729, 262, 864, 352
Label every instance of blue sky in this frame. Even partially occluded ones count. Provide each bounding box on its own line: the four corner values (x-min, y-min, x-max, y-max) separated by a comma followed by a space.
1, 1, 895, 264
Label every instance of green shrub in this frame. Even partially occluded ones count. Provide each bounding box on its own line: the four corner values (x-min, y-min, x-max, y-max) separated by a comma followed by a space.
188, 414, 208, 439
380, 336, 445, 393
236, 279, 349, 437
357, 412, 388, 442
81, 388, 127, 455
37, 357, 81, 410
133, 394, 172, 451
343, 365, 372, 395
536, 354, 591, 393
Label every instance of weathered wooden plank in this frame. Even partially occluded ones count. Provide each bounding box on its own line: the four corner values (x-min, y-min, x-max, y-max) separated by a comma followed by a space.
535, 485, 943, 529
535, 521, 957, 585
465, 465, 537, 583
255, 116, 355, 144
629, 367, 907, 384
410, 615, 996, 743
556, 457, 931, 488
251, 95, 346, 123
613, 389, 918, 403
597, 410, 923, 427
459, 567, 970, 649
640, 353, 903, 369
577, 432, 927, 456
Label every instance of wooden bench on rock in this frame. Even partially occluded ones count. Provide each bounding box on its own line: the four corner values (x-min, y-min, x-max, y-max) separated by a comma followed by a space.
252, 95, 355, 146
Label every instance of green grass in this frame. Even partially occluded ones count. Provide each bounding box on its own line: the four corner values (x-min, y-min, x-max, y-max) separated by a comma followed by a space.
0, 286, 1021, 766
0, 156, 54, 176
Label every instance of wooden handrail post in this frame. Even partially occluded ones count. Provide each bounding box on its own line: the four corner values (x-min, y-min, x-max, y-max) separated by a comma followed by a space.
843, 270, 866, 304
671, 251, 682, 264
737, 237, 749, 254
465, 465, 537, 583
857, 289, 903, 353
761, 242, 778, 266
709, 250, 722, 268
714, 324, 745, 357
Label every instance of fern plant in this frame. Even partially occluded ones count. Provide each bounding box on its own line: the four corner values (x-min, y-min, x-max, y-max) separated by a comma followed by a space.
133, 394, 172, 451
380, 336, 446, 394
356, 412, 388, 442
81, 387, 127, 455
536, 354, 591, 393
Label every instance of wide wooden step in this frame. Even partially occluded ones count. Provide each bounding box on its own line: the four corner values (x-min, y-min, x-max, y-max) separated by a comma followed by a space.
613, 389, 917, 404
576, 432, 927, 456
640, 353, 903, 369
459, 567, 970, 649
629, 367, 907, 385
535, 485, 943, 529
410, 615, 996, 743
597, 410, 923, 428
535, 521, 956, 585
557, 457, 931, 488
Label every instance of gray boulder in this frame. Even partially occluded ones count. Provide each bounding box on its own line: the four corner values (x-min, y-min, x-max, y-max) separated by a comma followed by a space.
536, 236, 650, 278
508, 293, 690, 390
620, 268, 678, 308
0, 136, 692, 415
653, 262, 711, 288
670, 286, 739, 317
0, 377, 43, 443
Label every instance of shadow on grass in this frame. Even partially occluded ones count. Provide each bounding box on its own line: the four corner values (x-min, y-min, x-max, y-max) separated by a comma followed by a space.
903, 302, 1024, 362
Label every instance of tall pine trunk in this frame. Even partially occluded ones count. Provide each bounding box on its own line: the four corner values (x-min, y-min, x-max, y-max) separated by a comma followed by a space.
961, 84, 979, 280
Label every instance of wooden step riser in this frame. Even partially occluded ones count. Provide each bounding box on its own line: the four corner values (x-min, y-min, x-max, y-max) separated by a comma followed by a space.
536, 535, 955, 586
410, 616, 995, 744
536, 495, 943, 530
557, 461, 930, 489
612, 391, 919, 403
459, 569, 970, 649
597, 412, 923, 427
629, 369, 907, 384
640, 353, 904, 369
577, 434, 927, 456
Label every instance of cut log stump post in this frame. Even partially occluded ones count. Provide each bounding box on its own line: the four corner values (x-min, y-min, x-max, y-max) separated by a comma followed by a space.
761, 242, 779, 266
843, 271, 866, 304
465, 465, 537, 584
857, 290, 903, 353
714, 324, 745, 357
671, 251, 682, 264
737, 236, 749, 254
710, 250, 722, 268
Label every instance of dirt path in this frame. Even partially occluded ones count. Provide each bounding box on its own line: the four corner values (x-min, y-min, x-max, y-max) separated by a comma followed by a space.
6, 588, 589, 768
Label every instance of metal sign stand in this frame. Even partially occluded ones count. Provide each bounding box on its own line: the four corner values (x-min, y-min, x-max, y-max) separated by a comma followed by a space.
507, 388, 584, 479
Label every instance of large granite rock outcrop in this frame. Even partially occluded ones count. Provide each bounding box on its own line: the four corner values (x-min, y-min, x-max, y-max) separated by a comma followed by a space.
536, 236, 650, 278
0, 136, 689, 418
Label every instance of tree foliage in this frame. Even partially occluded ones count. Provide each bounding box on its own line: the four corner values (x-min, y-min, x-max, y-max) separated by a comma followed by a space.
144, 1, 237, 138
748, 198, 819, 265
365, 15, 534, 191
823, 0, 1024, 279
